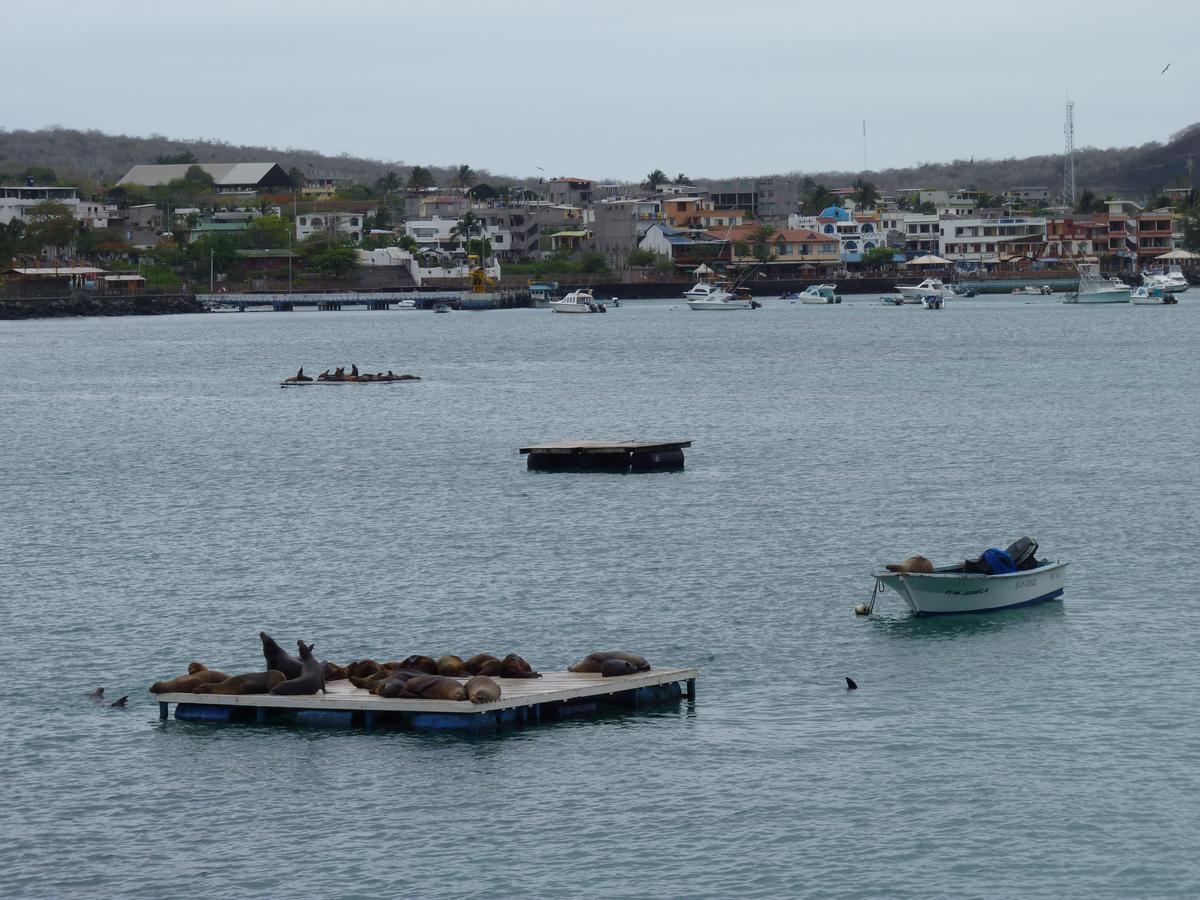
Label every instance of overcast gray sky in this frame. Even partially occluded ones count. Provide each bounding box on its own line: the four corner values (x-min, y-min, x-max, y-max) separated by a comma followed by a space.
5, 0, 1197, 181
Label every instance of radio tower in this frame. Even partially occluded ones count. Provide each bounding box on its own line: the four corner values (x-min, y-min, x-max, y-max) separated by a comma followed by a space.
1063, 99, 1076, 209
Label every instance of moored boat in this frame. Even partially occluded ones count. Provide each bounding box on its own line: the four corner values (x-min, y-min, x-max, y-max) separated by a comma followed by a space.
1131, 285, 1178, 305
896, 277, 957, 303
686, 283, 755, 310
868, 537, 1066, 615
921, 295, 944, 309
1065, 263, 1129, 303
550, 288, 607, 313
798, 284, 841, 304
1142, 265, 1189, 294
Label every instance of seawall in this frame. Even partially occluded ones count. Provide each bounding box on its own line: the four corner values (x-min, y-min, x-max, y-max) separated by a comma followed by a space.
0, 294, 207, 320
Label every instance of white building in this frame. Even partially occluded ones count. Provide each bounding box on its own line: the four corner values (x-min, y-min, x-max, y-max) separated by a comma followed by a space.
939, 215, 1047, 265
0, 184, 119, 227
403, 216, 512, 256
294, 205, 375, 244
789, 207, 884, 263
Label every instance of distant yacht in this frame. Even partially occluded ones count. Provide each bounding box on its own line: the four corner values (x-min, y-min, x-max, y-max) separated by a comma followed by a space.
1065, 263, 1129, 304
896, 277, 957, 303
1142, 265, 1188, 294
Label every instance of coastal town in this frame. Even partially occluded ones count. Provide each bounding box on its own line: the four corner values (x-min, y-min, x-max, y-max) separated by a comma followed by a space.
1, 151, 1197, 309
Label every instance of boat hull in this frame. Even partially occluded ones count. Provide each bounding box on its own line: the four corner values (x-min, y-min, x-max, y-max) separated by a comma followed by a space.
550, 303, 599, 313
687, 299, 751, 310
1066, 291, 1129, 304
874, 561, 1068, 615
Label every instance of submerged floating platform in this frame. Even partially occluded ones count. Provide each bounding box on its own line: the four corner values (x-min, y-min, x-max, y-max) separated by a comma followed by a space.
519, 440, 692, 471
156, 667, 698, 732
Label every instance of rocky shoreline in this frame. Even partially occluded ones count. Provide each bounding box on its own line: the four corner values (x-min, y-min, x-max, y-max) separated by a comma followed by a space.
0, 294, 208, 320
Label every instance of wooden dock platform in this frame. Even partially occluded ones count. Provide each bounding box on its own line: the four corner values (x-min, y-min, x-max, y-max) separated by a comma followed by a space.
157, 667, 698, 732
519, 440, 692, 471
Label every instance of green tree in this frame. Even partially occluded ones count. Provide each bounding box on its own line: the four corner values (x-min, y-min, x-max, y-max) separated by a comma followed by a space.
0, 219, 27, 261
376, 170, 403, 195
469, 183, 499, 201
627, 248, 661, 266
1182, 213, 1200, 251
861, 245, 897, 268
22, 166, 58, 185
1076, 190, 1104, 214
24, 201, 78, 257
155, 151, 197, 165
851, 178, 880, 210
645, 169, 668, 191
398, 234, 419, 253
451, 211, 482, 248
578, 251, 608, 274
452, 164, 477, 192
287, 166, 306, 189
467, 237, 493, 258
407, 166, 436, 193
802, 180, 837, 214
307, 246, 360, 277
189, 234, 240, 280
674, 173, 693, 185
245, 214, 291, 249
749, 224, 776, 263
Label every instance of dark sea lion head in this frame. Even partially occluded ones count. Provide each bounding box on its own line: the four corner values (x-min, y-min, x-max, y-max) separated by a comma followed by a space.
89, 687, 104, 698
259, 632, 283, 653
323, 662, 348, 681
465, 675, 501, 704
600, 658, 639, 677
187, 662, 207, 674
297, 640, 315, 659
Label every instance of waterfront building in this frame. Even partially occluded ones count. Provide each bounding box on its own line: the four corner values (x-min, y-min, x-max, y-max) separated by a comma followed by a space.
638, 223, 729, 270
789, 207, 884, 264
289, 200, 379, 244
592, 198, 663, 269
724, 224, 840, 272
1003, 186, 1052, 208
702, 176, 798, 224
403, 215, 513, 258
0, 184, 119, 228
938, 215, 1047, 266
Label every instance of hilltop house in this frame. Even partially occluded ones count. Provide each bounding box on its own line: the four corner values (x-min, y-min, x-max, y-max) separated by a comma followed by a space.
117, 163, 291, 193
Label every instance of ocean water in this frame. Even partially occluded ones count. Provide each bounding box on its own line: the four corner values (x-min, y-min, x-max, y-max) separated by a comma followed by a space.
2, 294, 1198, 898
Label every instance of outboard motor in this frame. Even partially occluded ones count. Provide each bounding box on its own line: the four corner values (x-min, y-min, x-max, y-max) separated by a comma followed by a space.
1005, 536, 1040, 571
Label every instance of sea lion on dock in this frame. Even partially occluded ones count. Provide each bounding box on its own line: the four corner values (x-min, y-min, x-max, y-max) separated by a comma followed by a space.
398, 655, 439, 675
260, 632, 304, 679
347, 659, 382, 679
599, 658, 640, 678
371, 670, 425, 698
464, 654, 501, 676
568, 651, 651, 674
269, 641, 327, 695
436, 655, 468, 677
465, 675, 501, 704
317, 369, 332, 381
323, 662, 349, 681
399, 675, 468, 702
498, 654, 541, 679
885, 555, 934, 574
149, 666, 231, 694
284, 367, 313, 383
196, 670, 286, 695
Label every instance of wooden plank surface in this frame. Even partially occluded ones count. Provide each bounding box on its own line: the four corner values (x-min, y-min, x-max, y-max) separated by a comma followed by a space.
519, 440, 692, 454
158, 667, 698, 716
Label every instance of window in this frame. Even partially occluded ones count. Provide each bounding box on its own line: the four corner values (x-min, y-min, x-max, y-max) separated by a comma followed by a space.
299, 217, 307, 226
350, 217, 359, 226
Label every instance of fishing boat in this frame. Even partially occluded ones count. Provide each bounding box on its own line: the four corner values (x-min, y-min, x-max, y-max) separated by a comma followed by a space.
1131, 285, 1178, 305
686, 283, 755, 310
550, 288, 606, 313
798, 284, 841, 304
683, 281, 724, 301
896, 277, 957, 303
528, 281, 558, 308
868, 538, 1067, 616
1065, 263, 1129, 303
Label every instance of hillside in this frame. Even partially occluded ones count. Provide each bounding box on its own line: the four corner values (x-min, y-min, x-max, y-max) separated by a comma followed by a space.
1, 123, 1197, 197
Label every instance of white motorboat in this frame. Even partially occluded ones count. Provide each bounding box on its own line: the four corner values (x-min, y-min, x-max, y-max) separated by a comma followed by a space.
432, 302, 452, 313
869, 539, 1067, 615
395, 298, 417, 309
1142, 265, 1189, 294
798, 284, 841, 304
896, 277, 957, 303
1131, 285, 1178, 305
550, 288, 606, 313
683, 281, 723, 301
1065, 263, 1129, 303
686, 283, 754, 310
921, 295, 944, 309
1012, 285, 1052, 296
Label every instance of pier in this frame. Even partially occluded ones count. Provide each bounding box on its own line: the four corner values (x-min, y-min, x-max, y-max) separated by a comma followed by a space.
156, 667, 698, 732
520, 440, 692, 471
198, 290, 531, 312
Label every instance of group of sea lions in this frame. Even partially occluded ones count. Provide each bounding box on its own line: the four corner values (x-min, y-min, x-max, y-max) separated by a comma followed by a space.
283, 364, 420, 383
568, 650, 652, 677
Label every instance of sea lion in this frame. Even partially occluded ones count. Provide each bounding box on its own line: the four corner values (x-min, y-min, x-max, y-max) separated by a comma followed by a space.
371, 670, 425, 698
284, 367, 313, 383
568, 651, 651, 674
464, 654, 501, 676
885, 555, 934, 574
498, 654, 541, 679
110, 696, 129, 707
323, 662, 349, 681
398, 655, 439, 675
260, 631, 304, 679
347, 659, 382, 679
149, 667, 231, 694
350, 364, 359, 379
89, 687, 105, 701
845, 677, 858, 690
270, 641, 327, 695
196, 670, 286, 695
186, 661, 207, 675
599, 658, 639, 677
317, 369, 331, 381
465, 675, 501, 704
436, 655, 467, 677
399, 675, 468, 702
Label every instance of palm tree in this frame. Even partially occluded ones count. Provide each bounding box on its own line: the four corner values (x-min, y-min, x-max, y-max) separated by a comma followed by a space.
674, 173, 693, 186
407, 166, 436, 194
749, 225, 777, 264
645, 169, 668, 191
451, 211, 482, 250
452, 165, 477, 193
851, 178, 880, 211
803, 181, 837, 215
376, 170, 403, 195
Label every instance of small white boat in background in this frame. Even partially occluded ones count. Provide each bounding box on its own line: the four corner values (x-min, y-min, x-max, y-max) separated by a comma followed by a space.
550, 288, 607, 313
687, 283, 755, 310
395, 299, 417, 309
798, 284, 841, 304
1065, 263, 1129, 304
1131, 285, 1178, 305
1142, 265, 1189, 294
432, 302, 452, 313
1012, 285, 1052, 296
684, 281, 723, 301
529, 281, 558, 308
921, 295, 944, 309
896, 277, 957, 303
868, 538, 1067, 616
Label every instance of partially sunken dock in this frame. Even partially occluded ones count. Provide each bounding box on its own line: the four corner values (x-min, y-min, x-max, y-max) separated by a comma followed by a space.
157, 667, 698, 732
520, 439, 692, 471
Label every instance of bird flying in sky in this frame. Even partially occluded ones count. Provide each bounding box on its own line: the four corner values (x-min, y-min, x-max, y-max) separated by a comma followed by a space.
1162, 62, 1172, 74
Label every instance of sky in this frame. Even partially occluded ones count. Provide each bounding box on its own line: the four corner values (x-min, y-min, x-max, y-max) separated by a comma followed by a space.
5, 0, 1198, 182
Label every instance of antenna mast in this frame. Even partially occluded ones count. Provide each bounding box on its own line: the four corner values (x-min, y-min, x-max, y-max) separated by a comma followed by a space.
1063, 99, 1076, 209
862, 119, 867, 172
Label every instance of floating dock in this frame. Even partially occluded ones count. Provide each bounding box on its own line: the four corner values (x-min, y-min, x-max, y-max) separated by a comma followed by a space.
520, 440, 691, 471
156, 667, 698, 732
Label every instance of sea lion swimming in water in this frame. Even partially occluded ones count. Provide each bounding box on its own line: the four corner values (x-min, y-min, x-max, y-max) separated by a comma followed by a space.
260, 632, 304, 679
885, 555, 934, 574
399, 675, 468, 702
89, 687, 105, 702
109, 695, 129, 707
465, 675, 501, 704
270, 641, 327, 695
568, 651, 651, 674
196, 671, 286, 695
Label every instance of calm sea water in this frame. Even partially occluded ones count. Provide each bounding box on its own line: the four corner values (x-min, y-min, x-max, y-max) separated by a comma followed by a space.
2, 294, 1198, 898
